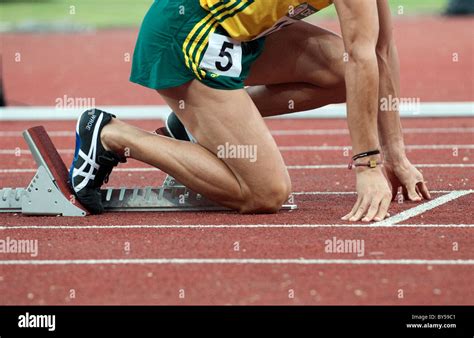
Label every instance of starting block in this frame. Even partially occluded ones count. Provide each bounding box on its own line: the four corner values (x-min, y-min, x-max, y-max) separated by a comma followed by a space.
0, 126, 297, 216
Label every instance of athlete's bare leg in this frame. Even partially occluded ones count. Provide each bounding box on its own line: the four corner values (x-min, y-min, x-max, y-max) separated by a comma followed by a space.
101, 80, 291, 213
245, 21, 347, 116
100, 22, 347, 213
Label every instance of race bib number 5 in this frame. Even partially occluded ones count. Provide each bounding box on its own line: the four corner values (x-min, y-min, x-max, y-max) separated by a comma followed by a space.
199, 33, 243, 77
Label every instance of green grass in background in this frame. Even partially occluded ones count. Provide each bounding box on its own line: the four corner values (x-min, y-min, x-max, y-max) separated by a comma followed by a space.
316, 0, 447, 18
0, 0, 448, 30
0, 0, 154, 30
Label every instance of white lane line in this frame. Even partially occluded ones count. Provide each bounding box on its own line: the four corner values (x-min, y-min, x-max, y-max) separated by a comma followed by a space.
2, 192, 469, 230
1, 102, 473, 120
376, 190, 473, 226
294, 191, 356, 195
0, 131, 75, 137
0, 189, 466, 197
1, 127, 473, 137
0, 168, 36, 173
1, 144, 473, 155
279, 145, 474, 151
0, 258, 472, 265
293, 190, 474, 195
0, 149, 74, 155
2, 224, 473, 230
271, 127, 474, 136
287, 164, 474, 169
4, 144, 474, 154
2, 163, 474, 174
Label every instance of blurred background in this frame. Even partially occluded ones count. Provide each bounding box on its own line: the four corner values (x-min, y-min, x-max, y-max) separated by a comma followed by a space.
0, 0, 473, 110
1, 0, 469, 30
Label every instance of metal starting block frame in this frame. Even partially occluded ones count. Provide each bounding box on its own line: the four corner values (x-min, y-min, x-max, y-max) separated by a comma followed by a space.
0, 126, 297, 217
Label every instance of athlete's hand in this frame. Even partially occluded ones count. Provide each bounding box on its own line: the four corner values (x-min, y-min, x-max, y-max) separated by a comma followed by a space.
384, 158, 431, 201
342, 167, 392, 222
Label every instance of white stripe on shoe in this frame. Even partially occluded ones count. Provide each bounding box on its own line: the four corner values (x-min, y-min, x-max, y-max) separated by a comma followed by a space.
72, 113, 104, 192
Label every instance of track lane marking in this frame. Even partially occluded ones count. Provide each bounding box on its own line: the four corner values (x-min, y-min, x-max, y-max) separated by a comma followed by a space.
1, 102, 473, 120
287, 164, 474, 169
0, 258, 472, 265
1, 144, 473, 155
279, 145, 474, 151
1, 163, 474, 174
271, 127, 474, 136
2, 224, 474, 230
292, 190, 474, 195
376, 190, 473, 226
2, 190, 471, 230
1, 127, 473, 137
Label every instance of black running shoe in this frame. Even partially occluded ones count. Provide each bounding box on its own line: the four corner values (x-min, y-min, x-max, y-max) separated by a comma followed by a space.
69, 108, 126, 214
155, 112, 194, 142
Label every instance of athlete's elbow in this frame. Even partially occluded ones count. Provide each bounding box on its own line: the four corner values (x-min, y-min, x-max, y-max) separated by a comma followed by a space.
346, 43, 378, 65
344, 25, 379, 63
376, 37, 396, 63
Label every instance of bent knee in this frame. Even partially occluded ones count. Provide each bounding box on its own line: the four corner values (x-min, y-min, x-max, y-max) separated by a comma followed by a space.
239, 177, 292, 214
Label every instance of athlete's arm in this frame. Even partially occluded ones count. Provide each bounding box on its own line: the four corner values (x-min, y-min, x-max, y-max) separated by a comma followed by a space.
334, 0, 391, 222
334, 0, 380, 155
375, 0, 403, 161
375, 0, 431, 201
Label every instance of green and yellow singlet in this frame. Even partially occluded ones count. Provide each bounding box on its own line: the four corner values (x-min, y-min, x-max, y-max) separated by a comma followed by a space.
199, 0, 333, 41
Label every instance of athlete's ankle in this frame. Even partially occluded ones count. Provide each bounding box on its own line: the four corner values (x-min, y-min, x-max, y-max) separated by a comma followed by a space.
100, 119, 124, 154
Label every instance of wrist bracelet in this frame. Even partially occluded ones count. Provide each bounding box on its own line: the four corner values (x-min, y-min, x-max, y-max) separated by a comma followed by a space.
348, 159, 383, 170
351, 149, 380, 161
348, 149, 382, 169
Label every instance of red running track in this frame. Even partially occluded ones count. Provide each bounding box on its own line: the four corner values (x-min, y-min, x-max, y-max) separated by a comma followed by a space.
1, 17, 473, 106
0, 118, 473, 305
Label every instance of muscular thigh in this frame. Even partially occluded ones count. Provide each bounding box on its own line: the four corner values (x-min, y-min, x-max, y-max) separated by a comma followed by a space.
157, 80, 290, 197
246, 21, 345, 88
